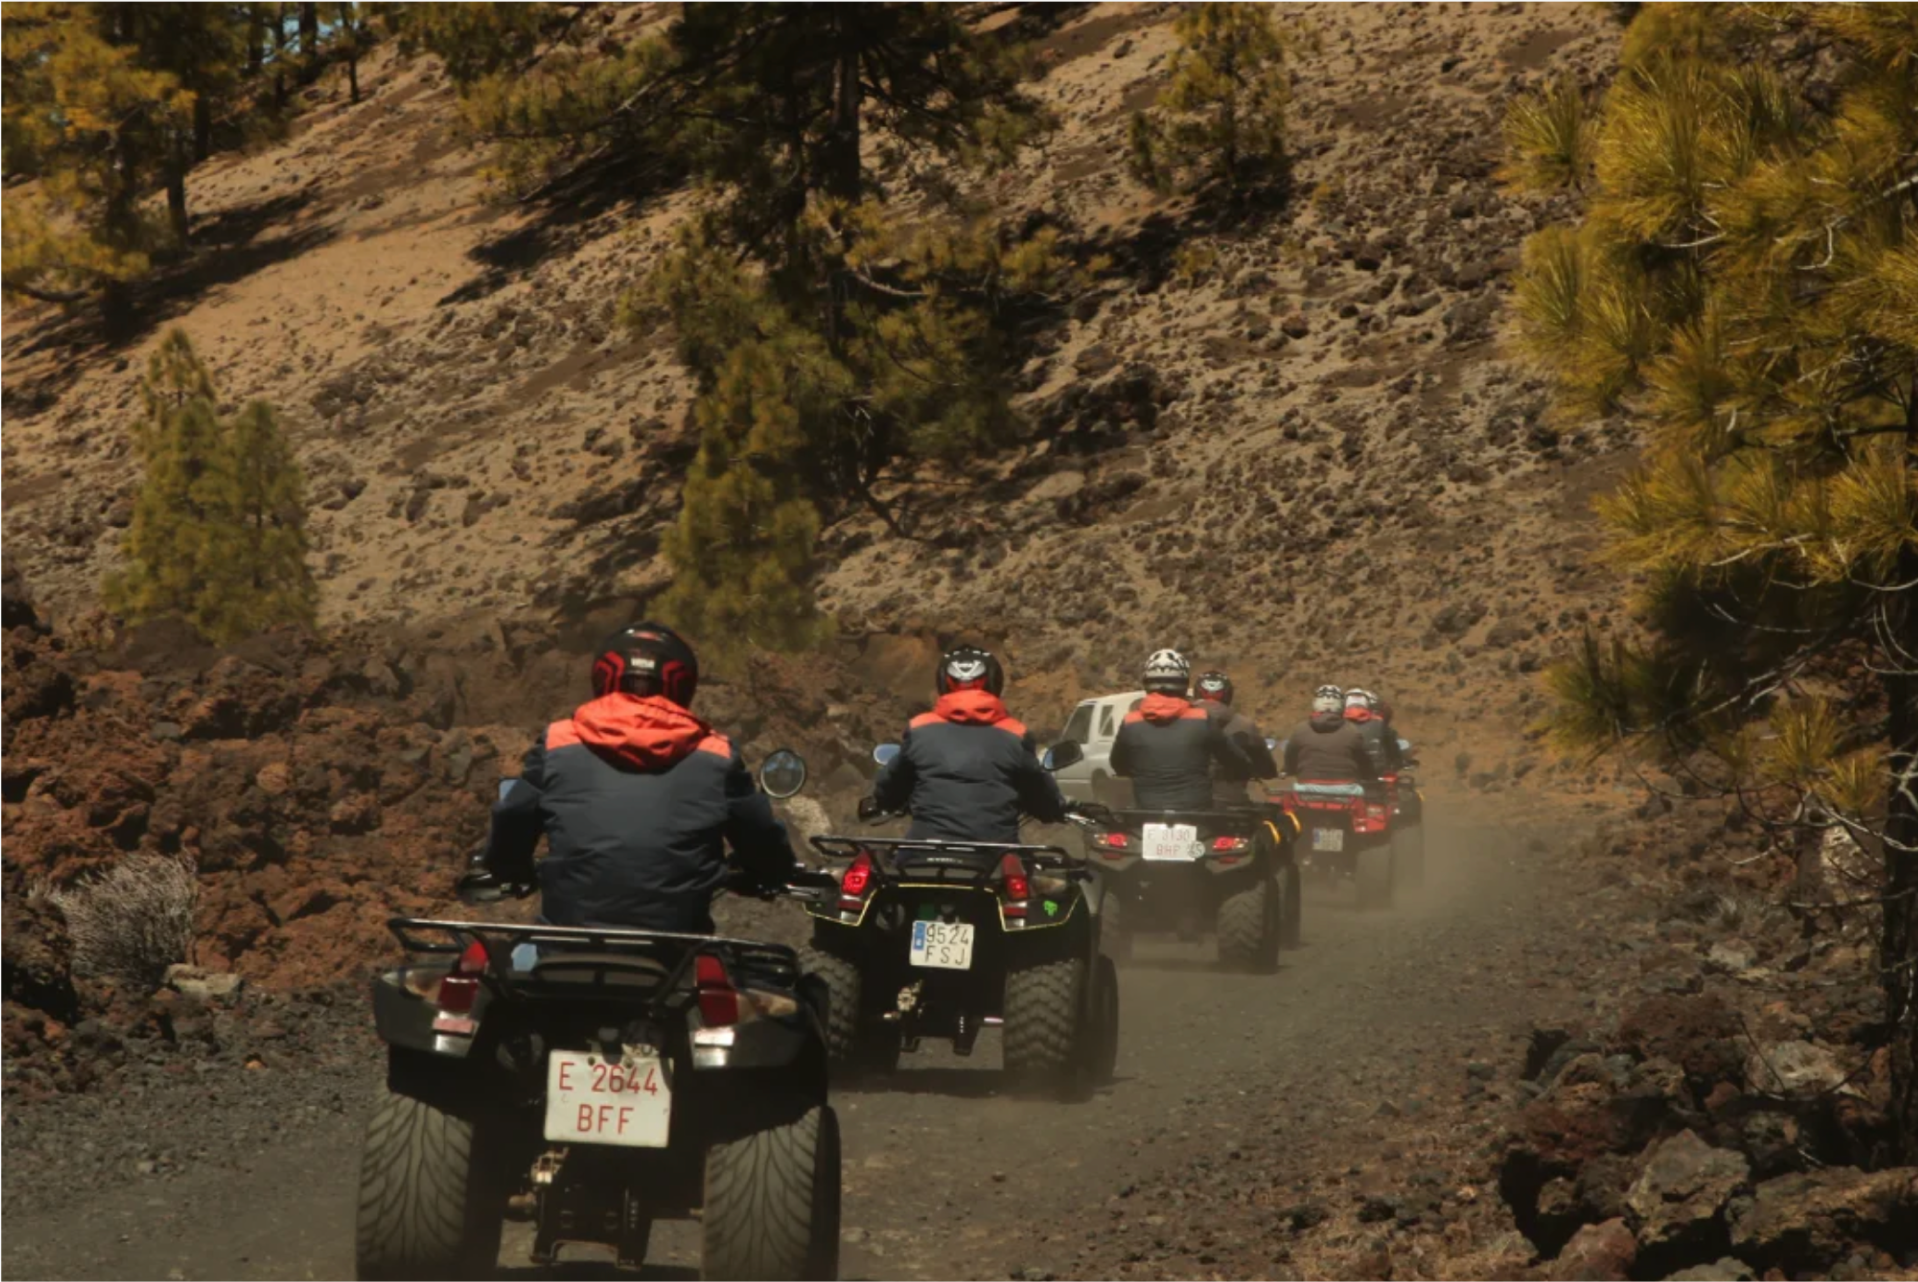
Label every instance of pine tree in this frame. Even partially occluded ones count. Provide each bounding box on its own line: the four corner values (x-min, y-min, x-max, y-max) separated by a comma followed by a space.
1508, 4, 1918, 1154
1128, 4, 1288, 201
106, 329, 317, 642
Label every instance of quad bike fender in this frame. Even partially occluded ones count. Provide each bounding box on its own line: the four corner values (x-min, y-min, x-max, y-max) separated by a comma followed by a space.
371, 969, 492, 1060
689, 996, 823, 1072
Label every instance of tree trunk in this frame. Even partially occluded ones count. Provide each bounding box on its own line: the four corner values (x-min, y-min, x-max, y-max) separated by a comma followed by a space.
273, 4, 288, 111
1886, 390, 1918, 1160
248, 4, 265, 75
167, 131, 190, 246
347, 51, 360, 103
299, 2, 319, 57
193, 93, 213, 163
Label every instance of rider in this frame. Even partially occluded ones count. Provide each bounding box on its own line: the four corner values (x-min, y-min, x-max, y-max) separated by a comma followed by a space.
866, 646, 1073, 844
1373, 694, 1412, 766
1344, 686, 1402, 775
1191, 669, 1278, 805
1110, 650, 1255, 809
1282, 684, 1376, 782
463, 622, 799, 933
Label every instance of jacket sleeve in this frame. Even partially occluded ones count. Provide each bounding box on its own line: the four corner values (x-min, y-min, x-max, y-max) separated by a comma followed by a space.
721, 750, 798, 883
1207, 713, 1257, 777
1350, 730, 1379, 780
1379, 730, 1403, 772
481, 737, 547, 884
1009, 739, 1071, 824
1240, 716, 1279, 780
870, 727, 917, 812
1109, 723, 1135, 778
1281, 727, 1301, 776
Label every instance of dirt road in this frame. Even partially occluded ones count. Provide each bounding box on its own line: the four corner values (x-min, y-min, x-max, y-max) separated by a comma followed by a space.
2, 809, 1611, 1280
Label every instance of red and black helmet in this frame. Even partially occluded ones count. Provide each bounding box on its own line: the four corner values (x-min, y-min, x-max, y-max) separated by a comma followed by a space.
591, 622, 699, 707
1194, 670, 1234, 705
935, 645, 1004, 697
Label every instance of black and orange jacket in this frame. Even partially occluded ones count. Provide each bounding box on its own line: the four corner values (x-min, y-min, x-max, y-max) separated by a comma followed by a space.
482, 693, 796, 931
1110, 693, 1254, 810
1198, 700, 1279, 784
870, 690, 1070, 844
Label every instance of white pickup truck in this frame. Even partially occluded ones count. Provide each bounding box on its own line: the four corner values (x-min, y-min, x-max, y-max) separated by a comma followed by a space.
1046, 690, 1144, 806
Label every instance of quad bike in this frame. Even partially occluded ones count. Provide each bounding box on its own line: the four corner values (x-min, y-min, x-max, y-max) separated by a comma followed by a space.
356, 751, 844, 1281
799, 743, 1119, 1100
1272, 766, 1420, 911
1080, 805, 1302, 969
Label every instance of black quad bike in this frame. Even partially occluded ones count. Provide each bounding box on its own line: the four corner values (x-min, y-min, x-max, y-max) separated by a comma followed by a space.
356, 752, 845, 1281
1082, 806, 1302, 969
800, 830, 1118, 1100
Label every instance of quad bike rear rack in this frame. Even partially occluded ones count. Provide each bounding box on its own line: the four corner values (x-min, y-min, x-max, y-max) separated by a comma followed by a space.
807, 835, 1088, 880
386, 918, 803, 1001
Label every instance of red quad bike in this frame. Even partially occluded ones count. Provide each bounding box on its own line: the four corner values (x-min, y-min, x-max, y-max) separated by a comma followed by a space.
1275, 773, 1420, 910
1080, 806, 1302, 969
355, 751, 845, 1281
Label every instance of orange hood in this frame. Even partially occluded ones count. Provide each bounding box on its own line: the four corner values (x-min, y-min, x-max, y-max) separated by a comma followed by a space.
1139, 693, 1198, 724
932, 689, 1011, 726
570, 693, 713, 770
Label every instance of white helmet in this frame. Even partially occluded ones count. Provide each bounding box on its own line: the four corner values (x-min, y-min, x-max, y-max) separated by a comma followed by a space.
1344, 687, 1370, 709
1143, 648, 1190, 694
1313, 684, 1343, 715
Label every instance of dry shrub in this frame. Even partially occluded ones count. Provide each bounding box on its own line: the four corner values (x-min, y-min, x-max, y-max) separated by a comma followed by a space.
45, 855, 199, 988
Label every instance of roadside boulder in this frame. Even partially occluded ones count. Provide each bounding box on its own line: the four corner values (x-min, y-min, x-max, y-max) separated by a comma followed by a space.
1728, 1166, 1918, 1274
1664, 1258, 1755, 1281
1744, 1040, 1848, 1099
164, 963, 244, 1002
1626, 1130, 1749, 1260
1550, 1217, 1636, 1281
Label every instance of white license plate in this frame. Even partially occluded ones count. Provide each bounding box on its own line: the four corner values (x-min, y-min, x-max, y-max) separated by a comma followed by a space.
910, 921, 975, 970
1142, 822, 1202, 862
1311, 827, 1345, 852
544, 1050, 670, 1148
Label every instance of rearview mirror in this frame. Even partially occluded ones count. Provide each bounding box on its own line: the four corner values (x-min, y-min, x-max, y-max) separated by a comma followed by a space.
1265, 737, 1278, 751
873, 743, 901, 766
1043, 739, 1084, 771
1397, 738, 1412, 754
758, 748, 808, 799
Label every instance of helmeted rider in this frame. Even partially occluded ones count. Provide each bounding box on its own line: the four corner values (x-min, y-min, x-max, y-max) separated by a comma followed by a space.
1191, 669, 1278, 805
1110, 650, 1255, 810
464, 623, 799, 933
1373, 694, 1413, 768
1281, 684, 1376, 782
866, 646, 1073, 844
1344, 686, 1402, 775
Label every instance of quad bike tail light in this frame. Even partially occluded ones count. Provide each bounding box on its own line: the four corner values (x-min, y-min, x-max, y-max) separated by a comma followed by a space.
1095, 831, 1130, 858
434, 939, 489, 1016
999, 854, 1030, 925
1355, 802, 1391, 835
1211, 836, 1249, 852
694, 952, 740, 1028
836, 851, 876, 920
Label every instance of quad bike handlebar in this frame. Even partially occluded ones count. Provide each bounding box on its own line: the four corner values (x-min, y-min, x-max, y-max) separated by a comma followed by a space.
454, 865, 840, 908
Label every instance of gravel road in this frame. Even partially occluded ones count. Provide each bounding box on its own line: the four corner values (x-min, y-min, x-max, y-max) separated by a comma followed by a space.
3, 808, 1606, 1280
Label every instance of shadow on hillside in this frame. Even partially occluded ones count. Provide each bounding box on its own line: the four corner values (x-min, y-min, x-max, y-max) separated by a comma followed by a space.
2, 189, 336, 399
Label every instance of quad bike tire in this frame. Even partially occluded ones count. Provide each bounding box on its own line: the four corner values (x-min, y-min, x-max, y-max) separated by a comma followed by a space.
1088, 956, 1120, 1086
1393, 823, 1425, 891
1216, 873, 1283, 973
355, 1083, 505, 1281
1098, 886, 1133, 964
799, 947, 897, 1075
1281, 860, 1304, 949
702, 1103, 841, 1282
1004, 954, 1090, 1100
1356, 844, 1395, 911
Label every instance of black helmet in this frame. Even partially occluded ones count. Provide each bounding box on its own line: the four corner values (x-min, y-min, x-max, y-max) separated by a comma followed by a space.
591, 622, 699, 707
1194, 670, 1234, 705
935, 645, 1004, 697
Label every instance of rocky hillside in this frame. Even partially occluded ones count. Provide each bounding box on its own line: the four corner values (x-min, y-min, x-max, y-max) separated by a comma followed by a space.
2, 3, 1630, 787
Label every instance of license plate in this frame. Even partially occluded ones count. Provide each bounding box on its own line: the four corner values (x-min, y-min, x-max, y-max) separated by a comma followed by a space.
1312, 827, 1345, 852
544, 1050, 670, 1148
1142, 823, 1202, 862
910, 921, 974, 970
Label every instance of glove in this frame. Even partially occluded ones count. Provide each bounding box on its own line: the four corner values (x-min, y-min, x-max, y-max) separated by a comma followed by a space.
857, 795, 885, 822
456, 867, 506, 904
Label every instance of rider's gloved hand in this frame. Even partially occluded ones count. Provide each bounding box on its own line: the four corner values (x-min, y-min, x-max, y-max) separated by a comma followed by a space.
856, 795, 885, 822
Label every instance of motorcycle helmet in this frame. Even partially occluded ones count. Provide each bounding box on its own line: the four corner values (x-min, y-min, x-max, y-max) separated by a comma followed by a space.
591, 622, 700, 707
1194, 670, 1234, 705
936, 645, 1004, 697
1143, 648, 1191, 695
1344, 687, 1372, 721
1312, 684, 1344, 715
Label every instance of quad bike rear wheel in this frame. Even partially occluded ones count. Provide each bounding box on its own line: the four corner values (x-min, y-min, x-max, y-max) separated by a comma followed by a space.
1086, 956, 1120, 1086
1098, 886, 1133, 964
702, 1103, 841, 1282
1355, 844, 1395, 911
800, 946, 897, 1075
1393, 824, 1425, 891
1281, 860, 1304, 949
354, 1083, 505, 1281
1216, 873, 1283, 972
1004, 953, 1090, 1100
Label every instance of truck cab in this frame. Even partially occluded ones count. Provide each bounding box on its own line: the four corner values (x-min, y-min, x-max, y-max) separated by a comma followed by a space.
1048, 690, 1144, 806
